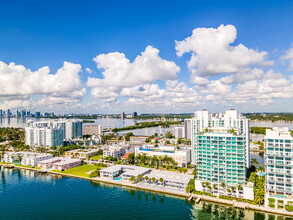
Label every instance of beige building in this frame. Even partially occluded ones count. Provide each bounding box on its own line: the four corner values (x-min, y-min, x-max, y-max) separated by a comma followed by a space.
64, 149, 101, 159
83, 124, 103, 136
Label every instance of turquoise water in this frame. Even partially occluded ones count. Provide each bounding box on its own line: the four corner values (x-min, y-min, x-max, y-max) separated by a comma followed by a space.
114, 177, 122, 180
0, 167, 292, 220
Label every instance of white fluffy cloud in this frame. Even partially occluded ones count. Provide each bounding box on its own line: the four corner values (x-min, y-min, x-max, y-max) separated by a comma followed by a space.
85, 67, 93, 74
0, 61, 83, 97
175, 24, 273, 83
0, 61, 86, 110
87, 46, 180, 92
281, 47, 293, 70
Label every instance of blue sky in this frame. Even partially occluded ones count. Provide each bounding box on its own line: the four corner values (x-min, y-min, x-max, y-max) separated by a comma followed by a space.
0, 0, 292, 114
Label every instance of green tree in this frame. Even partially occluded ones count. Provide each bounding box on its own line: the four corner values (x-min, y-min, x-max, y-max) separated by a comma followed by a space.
249, 172, 258, 183
129, 176, 136, 183
151, 177, 156, 183
251, 158, 259, 167
165, 130, 174, 139
159, 178, 164, 184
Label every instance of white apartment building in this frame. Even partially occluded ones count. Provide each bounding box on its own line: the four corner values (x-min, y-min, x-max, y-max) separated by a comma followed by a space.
184, 119, 192, 140
265, 127, 293, 208
135, 145, 191, 167
103, 146, 126, 159
1, 152, 53, 167
25, 119, 83, 147
83, 124, 103, 136
21, 153, 53, 167
174, 127, 185, 139
102, 143, 134, 159
191, 109, 250, 191
25, 126, 64, 147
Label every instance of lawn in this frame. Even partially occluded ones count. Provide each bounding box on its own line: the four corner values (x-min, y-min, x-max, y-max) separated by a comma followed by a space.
90, 155, 103, 160
54, 164, 103, 177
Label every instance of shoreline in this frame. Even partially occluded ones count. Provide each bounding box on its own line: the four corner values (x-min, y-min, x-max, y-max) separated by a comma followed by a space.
1, 164, 293, 217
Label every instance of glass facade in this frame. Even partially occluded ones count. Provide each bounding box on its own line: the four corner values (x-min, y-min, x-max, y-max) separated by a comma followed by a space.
195, 133, 246, 186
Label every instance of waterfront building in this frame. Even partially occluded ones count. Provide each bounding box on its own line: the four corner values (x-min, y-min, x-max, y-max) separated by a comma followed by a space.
2, 152, 18, 163
35, 112, 41, 117
100, 165, 193, 190
135, 145, 191, 167
83, 124, 103, 136
51, 158, 81, 170
2, 152, 53, 166
100, 165, 150, 180
174, 126, 185, 139
133, 112, 137, 117
264, 127, 293, 208
21, 153, 53, 167
38, 157, 64, 169
191, 109, 250, 192
146, 170, 193, 190
25, 125, 64, 147
184, 119, 192, 140
7, 109, 11, 117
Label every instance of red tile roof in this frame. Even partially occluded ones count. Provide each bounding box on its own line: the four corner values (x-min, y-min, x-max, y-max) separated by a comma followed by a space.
121, 153, 132, 159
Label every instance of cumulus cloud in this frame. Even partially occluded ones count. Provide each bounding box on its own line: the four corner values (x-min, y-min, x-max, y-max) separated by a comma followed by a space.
85, 67, 93, 74
175, 24, 273, 83
281, 47, 293, 70
0, 61, 84, 97
87, 46, 180, 92
0, 61, 86, 111
120, 84, 165, 100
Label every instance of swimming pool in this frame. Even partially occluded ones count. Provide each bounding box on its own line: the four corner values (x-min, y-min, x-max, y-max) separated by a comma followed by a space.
114, 177, 122, 181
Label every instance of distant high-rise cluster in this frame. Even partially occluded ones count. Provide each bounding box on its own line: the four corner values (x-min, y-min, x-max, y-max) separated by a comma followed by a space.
0, 109, 54, 118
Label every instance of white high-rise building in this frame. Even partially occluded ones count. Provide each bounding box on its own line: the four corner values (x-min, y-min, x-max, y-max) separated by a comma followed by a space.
191, 109, 250, 167
28, 119, 83, 140
184, 119, 192, 140
191, 109, 250, 187
265, 127, 293, 208
25, 126, 64, 147
25, 119, 83, 147
174, 127, 185, 139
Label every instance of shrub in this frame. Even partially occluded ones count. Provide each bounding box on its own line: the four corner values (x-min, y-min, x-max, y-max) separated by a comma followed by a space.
285, 204, 293, 212
268, 198, 275, 208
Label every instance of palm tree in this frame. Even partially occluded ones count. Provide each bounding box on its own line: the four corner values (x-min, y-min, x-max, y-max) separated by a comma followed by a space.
137, 174, 142, 180
257, 166, 265, 172
159, 178, 164, 185
237, 184, 243, 192
221, 182, 226, 195
251, 158, 259, 167
254, 188, 265, 206
144, 176, 149, 182
213, 183, 217, 191
129, 176, 136, 183
151, 177, 156, 183
231, 186, 236, 195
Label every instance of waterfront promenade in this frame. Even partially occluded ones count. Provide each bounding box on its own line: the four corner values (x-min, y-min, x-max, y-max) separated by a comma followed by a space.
1, 163, 293, 217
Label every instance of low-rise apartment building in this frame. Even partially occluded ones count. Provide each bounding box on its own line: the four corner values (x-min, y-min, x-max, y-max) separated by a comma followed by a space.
1, 152, 53, 167
52, 158, 81, 170
135, 145, 191, 167
64, 149, 101, 159
21, 153, 53, 167
103, 143, 134, 159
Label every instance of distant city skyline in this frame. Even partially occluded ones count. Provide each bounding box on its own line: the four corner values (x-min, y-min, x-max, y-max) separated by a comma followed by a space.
0, 0, 292, 113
